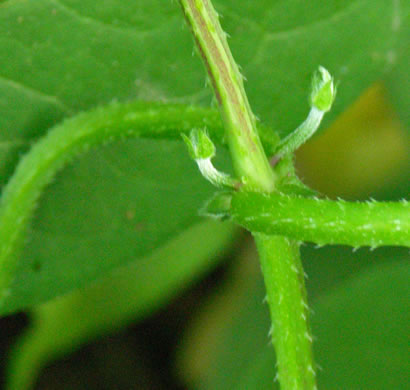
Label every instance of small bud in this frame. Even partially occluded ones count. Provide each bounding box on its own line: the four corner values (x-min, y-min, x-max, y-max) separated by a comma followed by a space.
310, 66, 336, 112
182, 129, 239, 189
182, 128, 215, 160
274, 66, 337, 157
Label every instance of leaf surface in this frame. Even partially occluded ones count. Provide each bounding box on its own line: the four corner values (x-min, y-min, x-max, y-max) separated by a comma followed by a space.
0, 0, 407, 311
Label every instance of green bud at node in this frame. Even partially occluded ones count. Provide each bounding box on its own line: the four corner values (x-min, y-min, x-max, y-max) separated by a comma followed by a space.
182, 128, 215, 160
182, 129, 239, 189
310, 66, 336, 112
274, 66, 337, 157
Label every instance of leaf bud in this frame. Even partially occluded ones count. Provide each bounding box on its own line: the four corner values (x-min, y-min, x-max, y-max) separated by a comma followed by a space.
310, 66, 336, 112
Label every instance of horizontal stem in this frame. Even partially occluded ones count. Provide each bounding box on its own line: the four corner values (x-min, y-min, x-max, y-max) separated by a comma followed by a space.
231, 192, 410, 248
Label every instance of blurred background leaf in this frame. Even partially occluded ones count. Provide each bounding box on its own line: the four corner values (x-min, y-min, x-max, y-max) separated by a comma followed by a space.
243, 260, 410, 390
383, 9, 409, 131
6, 220, 236, 390
178, 242, 409, 390
296, 83, 409, 199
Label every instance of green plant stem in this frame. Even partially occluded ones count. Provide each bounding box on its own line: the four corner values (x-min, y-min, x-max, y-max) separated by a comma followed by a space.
231, 192, 410, 248
274, 107, 324, 157
255, 234, 316, 390
178, 1, 317, 389
178, 0, 276, 191
0, 101, 233, 304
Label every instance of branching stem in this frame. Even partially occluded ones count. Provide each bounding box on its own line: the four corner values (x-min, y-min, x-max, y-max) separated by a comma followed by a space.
178, 0, 317, 389
232, 192, 410, 248
178, 0, 276, 191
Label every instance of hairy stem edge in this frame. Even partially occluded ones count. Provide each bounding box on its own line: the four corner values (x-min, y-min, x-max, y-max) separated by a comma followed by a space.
0, 102, 229, 305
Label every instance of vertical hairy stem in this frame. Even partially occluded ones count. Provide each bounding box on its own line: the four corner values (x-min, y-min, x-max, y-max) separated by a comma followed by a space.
178, 0, 276, 191
178, 0, 316, 389
255, 235, 316, 390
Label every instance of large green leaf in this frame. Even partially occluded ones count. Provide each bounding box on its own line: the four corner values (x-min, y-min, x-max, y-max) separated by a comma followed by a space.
6, 219, 235, 390
0, 0, 406, 312
1, 0, 404, 137
214, 0, 407, 135
0, 136, 233, 314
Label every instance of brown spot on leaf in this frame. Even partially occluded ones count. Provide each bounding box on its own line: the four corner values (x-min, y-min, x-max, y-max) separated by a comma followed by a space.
126, 209, 135, 220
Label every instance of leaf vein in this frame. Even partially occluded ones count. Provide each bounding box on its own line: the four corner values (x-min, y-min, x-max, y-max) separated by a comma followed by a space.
264, 0, 367, 41
50, 0, 169, 37
0, 76, 70, 113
